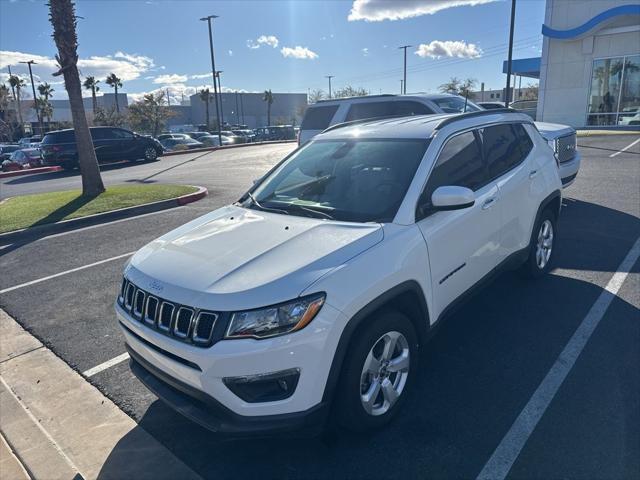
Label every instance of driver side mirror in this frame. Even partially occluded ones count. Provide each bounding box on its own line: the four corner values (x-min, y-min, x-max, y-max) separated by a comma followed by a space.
430, 185, 475, 211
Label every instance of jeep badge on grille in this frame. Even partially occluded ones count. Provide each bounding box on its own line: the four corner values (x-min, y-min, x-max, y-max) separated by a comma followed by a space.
148, 280, 164, 294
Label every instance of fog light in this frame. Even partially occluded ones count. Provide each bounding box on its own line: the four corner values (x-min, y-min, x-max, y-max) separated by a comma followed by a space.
223, 368, 300, 403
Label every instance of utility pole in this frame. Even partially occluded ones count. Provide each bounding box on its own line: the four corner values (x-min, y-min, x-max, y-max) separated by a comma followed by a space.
19, 60, 43, 135
505, 0, 516, 107
398, 45, 411, 94
216, 70, 224, 127
166, 88, 171, 106
325, 75, 334, 99
400, 79, 404, 94
200, 14, 222, 144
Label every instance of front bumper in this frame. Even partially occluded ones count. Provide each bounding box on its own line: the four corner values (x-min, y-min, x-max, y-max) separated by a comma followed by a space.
559, 151, 581, 188
116, 299, 345, 430
128, 344, 328, 435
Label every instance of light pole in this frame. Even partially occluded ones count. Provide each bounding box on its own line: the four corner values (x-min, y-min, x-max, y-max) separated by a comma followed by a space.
215, 70, 224, 127
400, 79, 404, 94
398, 45, 412, 94
19, 60, 43, 135
505, 0, 516, 107
325, 75, 334, 99
200, 14, 222, 145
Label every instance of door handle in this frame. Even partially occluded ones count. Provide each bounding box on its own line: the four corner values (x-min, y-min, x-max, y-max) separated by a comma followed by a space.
482, 197, 496, 210
529, 169, 538, 179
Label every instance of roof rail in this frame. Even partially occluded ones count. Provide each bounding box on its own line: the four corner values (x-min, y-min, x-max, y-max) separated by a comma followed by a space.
316, 93, 397, 103
321, 114, 414, 134
433, 108, 530, 130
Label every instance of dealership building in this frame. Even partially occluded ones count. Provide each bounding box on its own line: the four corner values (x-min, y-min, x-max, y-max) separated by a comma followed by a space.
536, 0, 640, 127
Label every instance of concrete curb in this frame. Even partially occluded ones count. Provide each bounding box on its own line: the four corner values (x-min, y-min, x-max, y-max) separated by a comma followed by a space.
0, 309, 202, 480
161, 139, 296, 157
576, 129, 640, 137
0, 185, 207, 244
0, 166, 62, 179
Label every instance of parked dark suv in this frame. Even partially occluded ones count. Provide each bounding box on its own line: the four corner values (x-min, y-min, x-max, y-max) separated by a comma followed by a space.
41, 127, 164, 169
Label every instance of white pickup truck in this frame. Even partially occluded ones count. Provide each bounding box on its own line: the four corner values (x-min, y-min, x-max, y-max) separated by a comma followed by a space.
299, 94, 580, 187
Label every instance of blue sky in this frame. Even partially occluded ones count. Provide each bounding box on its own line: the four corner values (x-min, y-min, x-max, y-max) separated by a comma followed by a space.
0, 0, 545, 103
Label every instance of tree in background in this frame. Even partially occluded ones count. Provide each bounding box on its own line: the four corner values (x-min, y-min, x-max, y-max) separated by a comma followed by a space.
128, 91, 175, 138
93, 105, 127, 127
522, 82, 539, 100
83, 76, 100, 113
333, 85, 369, 98
8, 75, 26, 128
106, 73, 123, 113
263, 89, 273, 126
438, 77, 477, 98
308, 89, 325, 104
49, 0, 104, 196
37, 82, 55, 127
0, 84, 9, 120
199, 88, 211, 130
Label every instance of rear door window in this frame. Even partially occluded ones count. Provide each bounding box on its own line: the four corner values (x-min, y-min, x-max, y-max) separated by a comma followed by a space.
301, 105, 339, 130
480, 124, 532, 179
42, 130, 75, 144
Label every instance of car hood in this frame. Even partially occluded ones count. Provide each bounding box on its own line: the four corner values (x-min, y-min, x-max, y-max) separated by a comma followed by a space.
126, 205, 383, 311
534, 121, 575, 139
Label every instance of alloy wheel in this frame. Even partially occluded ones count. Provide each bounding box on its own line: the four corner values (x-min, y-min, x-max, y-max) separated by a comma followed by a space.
145, 147, 157, 161
536, 219, 554, 269
359, 331, 410, 416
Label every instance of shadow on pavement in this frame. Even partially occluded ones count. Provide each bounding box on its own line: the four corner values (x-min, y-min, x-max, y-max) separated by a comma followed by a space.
97, 267, 639, 479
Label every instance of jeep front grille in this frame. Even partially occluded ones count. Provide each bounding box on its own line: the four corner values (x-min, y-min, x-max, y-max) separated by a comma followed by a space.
118, 277, 218, 347
556, 133, 577, 164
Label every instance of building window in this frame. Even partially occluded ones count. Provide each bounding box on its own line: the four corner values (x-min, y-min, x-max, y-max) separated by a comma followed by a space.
587, 55, 640, 126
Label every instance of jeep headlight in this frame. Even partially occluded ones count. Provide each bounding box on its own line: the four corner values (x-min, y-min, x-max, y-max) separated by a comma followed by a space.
225, 293, 325, 339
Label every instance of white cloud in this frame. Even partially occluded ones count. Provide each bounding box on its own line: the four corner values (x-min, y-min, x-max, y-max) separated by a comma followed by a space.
153, 74, 188, 84
415, 40, 482, 59
247, 35, 279, 49
362, 47, 369, 56
281, 46, 318, 60
0, 50, 156, 89
189, 73, 211, 80
128, 83, 250, 106
348, 0, 499, 22
228, 50, 233, 57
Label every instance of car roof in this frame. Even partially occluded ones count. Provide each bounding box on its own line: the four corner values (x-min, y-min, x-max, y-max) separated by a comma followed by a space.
314, 110, 534, 140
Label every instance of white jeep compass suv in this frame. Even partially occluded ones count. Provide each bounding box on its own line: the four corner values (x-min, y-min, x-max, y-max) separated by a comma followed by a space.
116, 110, 562, 434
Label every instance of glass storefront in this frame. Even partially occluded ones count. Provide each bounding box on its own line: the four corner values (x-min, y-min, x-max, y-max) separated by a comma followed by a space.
587, 55, 640, 126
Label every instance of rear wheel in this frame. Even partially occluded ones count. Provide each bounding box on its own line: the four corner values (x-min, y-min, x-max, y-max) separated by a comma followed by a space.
335, 311, 418, 432
521, 209, 556, 278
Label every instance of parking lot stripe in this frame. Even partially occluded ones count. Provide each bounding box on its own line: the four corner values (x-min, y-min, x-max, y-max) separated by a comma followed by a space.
609, 137, 640, 157
83, 352, 130, 377
0, 252, 134, 295
476, 236, 640, 480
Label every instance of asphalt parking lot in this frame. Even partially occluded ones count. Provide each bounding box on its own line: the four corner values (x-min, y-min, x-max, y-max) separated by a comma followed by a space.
1, 136, 638, 479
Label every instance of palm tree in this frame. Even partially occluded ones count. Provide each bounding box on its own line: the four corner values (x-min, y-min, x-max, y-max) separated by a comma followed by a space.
36, 97, 54, 128
49, 0, 104, 196
0, 84, 9, 120
199, 88, 211, 130
263, 89, 274, 126
37, 83, 55, 128
105, 73, 123, 113
82, 76, 100, 113
8, 75, 26, 128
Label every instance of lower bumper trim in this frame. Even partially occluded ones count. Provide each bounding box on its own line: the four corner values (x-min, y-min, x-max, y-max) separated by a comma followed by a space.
126, 344, 329, 436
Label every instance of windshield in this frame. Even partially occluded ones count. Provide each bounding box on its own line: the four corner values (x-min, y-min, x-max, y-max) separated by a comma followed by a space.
246, 139, 429, 223
433, 96, 481, 113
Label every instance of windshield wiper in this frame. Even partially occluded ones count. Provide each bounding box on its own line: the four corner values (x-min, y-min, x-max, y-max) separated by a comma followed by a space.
246, 192, 290, 215
286, 203, 335, 220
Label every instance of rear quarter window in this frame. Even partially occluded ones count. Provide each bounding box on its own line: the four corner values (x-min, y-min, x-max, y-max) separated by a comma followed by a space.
301, 105, 339, 130
42, 130, 75, 144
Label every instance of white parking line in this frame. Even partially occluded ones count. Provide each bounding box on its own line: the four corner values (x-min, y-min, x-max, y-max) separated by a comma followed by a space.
609, 137, 640, 157
83, 353, 130, 377
476, 236, 640, 480
0, 252, 134, 294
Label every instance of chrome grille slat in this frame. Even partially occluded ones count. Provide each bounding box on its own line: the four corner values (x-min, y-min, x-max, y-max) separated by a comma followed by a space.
556, 133, 577, 163
118, 278, 217, 347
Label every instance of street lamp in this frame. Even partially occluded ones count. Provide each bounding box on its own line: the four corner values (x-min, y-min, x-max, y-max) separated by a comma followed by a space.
398, 45, 412, 94
19, 60, 44, 135
215, 70, 224, 127
325, 75, 334, 99
504, 0, 517, 107
200, 14, 222, 145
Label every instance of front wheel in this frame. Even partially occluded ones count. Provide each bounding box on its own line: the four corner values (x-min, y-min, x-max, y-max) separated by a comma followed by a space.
335, 311, 418, 432
143, 146, 158, 162
521, 209, 556, 278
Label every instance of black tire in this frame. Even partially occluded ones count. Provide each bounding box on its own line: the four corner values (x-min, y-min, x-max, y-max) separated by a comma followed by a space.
143, 146, 158, 162
335, 310, 418, 432
60, 162, 76, 171
521, 208, 557, 278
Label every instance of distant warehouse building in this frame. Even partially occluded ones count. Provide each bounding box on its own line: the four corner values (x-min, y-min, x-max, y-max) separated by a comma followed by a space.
188, 92, 308, 129
537, 0, 640, 127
